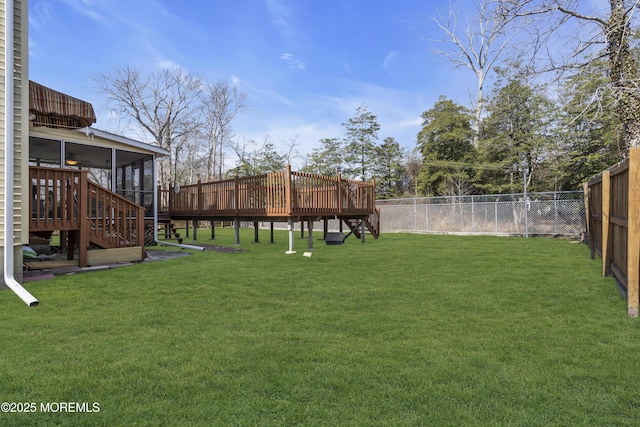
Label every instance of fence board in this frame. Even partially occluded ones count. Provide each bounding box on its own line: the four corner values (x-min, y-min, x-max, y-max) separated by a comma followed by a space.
628, 148, 640, 316
585, 146, 640, 317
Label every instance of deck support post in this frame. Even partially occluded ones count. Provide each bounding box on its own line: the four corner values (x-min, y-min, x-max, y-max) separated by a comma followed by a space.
254, 221, 259, 243
322, 218, 328, 240
286, 217, 296, 254
361, 219, 366, 244
78, 172, 89, 267
210, 221, 216, 240
270, 222, 275, 244
307, 219, 314, 250
300, 220, 305, 239
193, 220, 198, 241
234, 218, 240, 246
185, 220, 190, 238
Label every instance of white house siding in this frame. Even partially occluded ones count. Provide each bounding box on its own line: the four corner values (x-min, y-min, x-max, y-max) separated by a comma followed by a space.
16, 0, 28, 246
0, 0, 28, 286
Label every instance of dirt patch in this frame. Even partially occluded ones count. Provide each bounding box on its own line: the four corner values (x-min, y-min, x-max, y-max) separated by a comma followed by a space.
144, 250, 193, 261
197, 244, 247, 253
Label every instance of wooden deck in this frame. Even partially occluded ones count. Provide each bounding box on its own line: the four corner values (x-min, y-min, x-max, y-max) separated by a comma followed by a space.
160, 166, 380, 238
28, 166, 379, 266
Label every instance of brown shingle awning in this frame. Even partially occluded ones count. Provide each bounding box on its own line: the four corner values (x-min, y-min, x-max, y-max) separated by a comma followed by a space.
29, 81, 97, 129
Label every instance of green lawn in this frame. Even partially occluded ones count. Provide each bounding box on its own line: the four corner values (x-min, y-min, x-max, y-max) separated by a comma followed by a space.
1, 229, 638, 426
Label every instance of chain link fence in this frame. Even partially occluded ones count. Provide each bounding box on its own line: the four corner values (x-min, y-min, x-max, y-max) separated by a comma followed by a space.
376, 191, 585, 237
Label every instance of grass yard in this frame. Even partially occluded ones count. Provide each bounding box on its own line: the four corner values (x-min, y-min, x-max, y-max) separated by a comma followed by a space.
1, 228, 639, 426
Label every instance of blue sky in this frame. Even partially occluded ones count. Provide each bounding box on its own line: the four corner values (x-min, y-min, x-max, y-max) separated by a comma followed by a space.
29, 0, 482, 167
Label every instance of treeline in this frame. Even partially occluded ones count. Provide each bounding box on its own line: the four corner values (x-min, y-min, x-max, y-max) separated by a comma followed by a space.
302, 60, 623, 199
95, 61, 624, 199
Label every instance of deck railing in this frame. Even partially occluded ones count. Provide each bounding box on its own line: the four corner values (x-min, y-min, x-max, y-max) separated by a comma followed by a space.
30, 167, 83, 231
30, 166, 145, 265
162, 166, 377, 218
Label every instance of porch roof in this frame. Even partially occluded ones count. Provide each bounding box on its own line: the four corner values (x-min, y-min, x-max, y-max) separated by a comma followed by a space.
29, 81, 97, 129
75, 127, 169, 157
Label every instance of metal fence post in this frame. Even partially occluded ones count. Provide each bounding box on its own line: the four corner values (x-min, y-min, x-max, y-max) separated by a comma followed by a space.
554, 192, 559, 235
471, 196, 475, 233
524, 169, 529, 238
425, 203, 429, 232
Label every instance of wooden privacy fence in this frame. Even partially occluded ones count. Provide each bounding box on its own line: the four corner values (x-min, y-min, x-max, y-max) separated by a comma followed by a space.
584, 147, 640, 317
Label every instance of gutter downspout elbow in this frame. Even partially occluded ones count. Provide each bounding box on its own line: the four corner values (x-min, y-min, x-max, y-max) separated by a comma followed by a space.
4, 0, 38, 306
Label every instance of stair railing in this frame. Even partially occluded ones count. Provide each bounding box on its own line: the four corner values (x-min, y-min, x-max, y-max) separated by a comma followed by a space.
87, 181, 145, 249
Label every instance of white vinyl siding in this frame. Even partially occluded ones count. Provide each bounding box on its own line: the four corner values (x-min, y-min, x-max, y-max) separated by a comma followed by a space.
0, 0, 27, 244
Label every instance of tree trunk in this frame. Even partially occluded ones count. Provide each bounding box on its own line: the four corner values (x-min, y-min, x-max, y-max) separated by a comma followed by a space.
608, 0, 640, 150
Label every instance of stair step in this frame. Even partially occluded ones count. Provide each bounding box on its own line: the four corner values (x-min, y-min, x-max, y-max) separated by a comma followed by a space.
158, 221, 183, 244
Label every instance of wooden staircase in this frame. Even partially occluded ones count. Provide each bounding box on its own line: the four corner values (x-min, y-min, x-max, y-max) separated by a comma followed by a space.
342, 208, 381, 240
30, 166, 145, 266
157, 218, 183, 244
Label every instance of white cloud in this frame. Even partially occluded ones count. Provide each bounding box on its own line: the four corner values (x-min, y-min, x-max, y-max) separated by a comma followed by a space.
280, 53, 306, 70
383, 50, 398, 75
157, 59, 181, 70
60, 0, 108, 23
240, 78, 299, 108
230, 75, 428, 164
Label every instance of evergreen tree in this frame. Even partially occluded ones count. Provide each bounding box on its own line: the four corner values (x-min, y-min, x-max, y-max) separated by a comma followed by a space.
230, 141, 287, 177
372, 137, 404, 199
303, 138, 344, 176
416, 96, 476, 196
343, 104, 380, 181
477, 71, 555, 193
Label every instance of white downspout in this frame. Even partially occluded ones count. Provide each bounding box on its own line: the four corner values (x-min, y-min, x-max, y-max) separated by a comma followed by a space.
151, 158, 205, 251
4, 0, 38, 306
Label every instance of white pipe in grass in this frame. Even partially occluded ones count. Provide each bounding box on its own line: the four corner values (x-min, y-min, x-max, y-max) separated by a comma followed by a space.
158, 241, 206, 251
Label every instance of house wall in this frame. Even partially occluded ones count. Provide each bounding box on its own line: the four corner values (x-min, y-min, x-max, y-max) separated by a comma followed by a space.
0, 0, 27, 288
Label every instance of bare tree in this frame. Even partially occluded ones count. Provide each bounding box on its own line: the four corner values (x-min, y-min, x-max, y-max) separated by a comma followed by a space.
432, 0, 517, 145
200, 81, 247, 180
94, 65, 203, 186
282, 134, 303, 168
495, 0, 640, 151
404, 149, 423, 197
181, 133, 207, 185
444, 167, 474, 198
